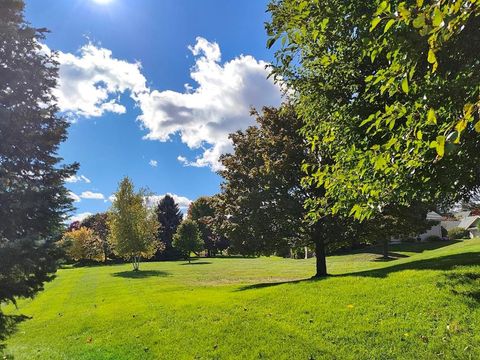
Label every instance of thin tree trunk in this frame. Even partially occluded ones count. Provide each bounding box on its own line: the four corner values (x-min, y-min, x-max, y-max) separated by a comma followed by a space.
382, 239, 389, 259
132, 256, 140, 271
314, 237, 327, 277
304, 246, 308, 260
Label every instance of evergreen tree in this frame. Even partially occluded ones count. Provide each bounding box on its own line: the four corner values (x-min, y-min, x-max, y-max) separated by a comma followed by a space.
108, 177, 160, 271
0, 0, 77, 347
155, 194, 183, 258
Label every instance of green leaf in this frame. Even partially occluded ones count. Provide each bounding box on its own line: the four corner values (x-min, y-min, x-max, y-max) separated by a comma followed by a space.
416, 130, 423, 140
417, 0, 424, 7
401, 77, 409, 94
370, 17, 382, 32
412, 14, 425, 28
427, 108, 437, 124
455, 119, 467, 134
435, 135, 445, 157
266, 38, 276, 49
384, 19, 395, 33
475, 121, 480, 133
378, 1, 388, 12
432, 7, 443, 27
398, 3, 411, 19
427, 49, 437, 64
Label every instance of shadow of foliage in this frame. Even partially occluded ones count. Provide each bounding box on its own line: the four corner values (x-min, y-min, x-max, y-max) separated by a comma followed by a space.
438, 270, 480, 304
180, 262, 212, 266
111, 270, 170, 279
236, 251, 480, 291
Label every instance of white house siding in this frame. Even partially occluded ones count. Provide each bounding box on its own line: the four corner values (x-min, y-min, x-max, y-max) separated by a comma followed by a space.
419, 224, 443, 241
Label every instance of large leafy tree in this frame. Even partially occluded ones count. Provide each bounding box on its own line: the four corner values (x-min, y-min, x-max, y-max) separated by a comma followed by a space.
108, 177, 160, 271
217, 106, 351, 277
173, 220, 203, 264
0, 0, 77, 346
80, 212, 112, 262
267, 0, 480, 221
60, 227, 104, 263
155, 194, 183, 258
187, 196, 219, 256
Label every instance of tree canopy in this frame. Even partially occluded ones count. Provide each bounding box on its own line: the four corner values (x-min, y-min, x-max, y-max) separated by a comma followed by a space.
267, 0, 480, 221
60, 227, 104, 263
155, 194, 183, 259
108, 177, 160, 271
80, 212, 112, 262
173, 219, 203, 263
217, 106, 354, 276
187, 196, 225, 256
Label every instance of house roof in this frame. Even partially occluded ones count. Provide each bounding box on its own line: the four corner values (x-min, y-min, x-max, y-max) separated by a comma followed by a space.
454, 211, 471, 220
427, 211, 443, 221
458, 216, 480, 230
441, 220, 461, 231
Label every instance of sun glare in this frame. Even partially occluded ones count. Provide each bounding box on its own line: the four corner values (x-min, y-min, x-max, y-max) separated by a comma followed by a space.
93, 0, 113, 4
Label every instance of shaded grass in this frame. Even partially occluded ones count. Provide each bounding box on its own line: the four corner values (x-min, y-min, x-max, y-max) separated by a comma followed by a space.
3, 239, 480, 359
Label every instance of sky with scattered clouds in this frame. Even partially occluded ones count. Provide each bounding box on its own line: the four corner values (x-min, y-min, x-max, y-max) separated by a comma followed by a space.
25, 0, 283, 221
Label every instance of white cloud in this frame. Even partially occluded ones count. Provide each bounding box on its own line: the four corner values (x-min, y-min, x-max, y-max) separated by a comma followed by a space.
51, 37, 282, 170
108, 194, 116, 203
137, 37, 282, 170
80, 191, 105, 200
53, 43, 147, 118
70, 212, 93, 223
149, 159, 158, 167
66, 174, 91, 183
68, 191, 81, 203
146, 193, 192, 210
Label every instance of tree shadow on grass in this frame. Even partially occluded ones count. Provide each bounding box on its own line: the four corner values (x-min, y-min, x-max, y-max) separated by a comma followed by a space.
372, 252, 409, 262
236, 251, 480, 291
180, 261, 212, 266
439, 271, 480, 304
111, 270, 170, 279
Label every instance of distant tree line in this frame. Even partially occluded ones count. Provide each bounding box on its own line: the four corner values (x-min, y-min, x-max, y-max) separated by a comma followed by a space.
61, 178, 231, 270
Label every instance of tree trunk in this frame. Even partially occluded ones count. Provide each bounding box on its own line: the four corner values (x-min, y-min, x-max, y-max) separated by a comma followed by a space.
382, 239, 389, 259
304, 246, 308, 259
312, 222, 328, 277
132, 256, 140, 271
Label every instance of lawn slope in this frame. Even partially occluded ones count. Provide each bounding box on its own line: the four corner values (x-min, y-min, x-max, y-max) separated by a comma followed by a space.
4, 239, 480, 359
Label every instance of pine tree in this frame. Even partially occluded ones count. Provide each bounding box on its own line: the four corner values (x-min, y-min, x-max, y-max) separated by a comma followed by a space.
0, 0, 77, 347
155, 195, 183, 258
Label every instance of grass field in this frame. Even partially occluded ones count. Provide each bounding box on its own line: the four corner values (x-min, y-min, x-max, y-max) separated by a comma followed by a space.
3, 239, 480, 359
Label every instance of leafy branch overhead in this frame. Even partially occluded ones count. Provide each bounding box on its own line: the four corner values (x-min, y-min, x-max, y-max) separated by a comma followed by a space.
267, 0, 480, 220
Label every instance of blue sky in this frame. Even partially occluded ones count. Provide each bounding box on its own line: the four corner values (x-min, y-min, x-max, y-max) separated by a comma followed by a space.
24, 0, 282, 221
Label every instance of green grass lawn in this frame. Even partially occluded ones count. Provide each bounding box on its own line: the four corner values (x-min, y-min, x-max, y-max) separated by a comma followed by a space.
4, 239, 480, 359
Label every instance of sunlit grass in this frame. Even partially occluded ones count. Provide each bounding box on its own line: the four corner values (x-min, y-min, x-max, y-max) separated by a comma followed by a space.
4, 239, 480, 359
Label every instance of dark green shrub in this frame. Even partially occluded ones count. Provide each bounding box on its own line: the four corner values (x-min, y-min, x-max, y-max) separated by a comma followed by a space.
425, 235, 442, 242
448, 227, 469, 240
